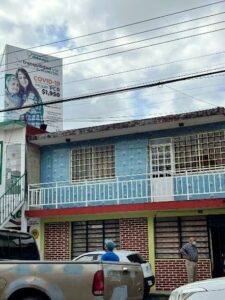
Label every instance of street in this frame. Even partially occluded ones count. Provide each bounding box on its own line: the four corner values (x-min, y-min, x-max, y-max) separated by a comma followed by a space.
145, 292, 170, 300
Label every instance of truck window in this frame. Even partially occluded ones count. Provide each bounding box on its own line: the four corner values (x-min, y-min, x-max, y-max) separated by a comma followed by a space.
0, 230, 40, 260
8, 232, 21, 259
20, 233, 40, 260
127, 253, 146, 264
0, 231, 9, 259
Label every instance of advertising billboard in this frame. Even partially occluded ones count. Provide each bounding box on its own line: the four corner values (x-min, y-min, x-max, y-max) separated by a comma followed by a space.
4, 44, 63, 131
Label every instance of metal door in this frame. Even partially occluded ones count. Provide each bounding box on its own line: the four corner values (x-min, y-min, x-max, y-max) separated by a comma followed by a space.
150, 143, 174, 202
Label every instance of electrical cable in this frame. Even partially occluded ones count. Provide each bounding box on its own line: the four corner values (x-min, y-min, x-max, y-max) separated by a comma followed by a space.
3, 10, 225, 70
1, 67, 225, 113
0, 48, 224, 100
1, 26, 225, 82
1, 0, 224, 58
64, 50, 225, 85
165, 85, 215, 106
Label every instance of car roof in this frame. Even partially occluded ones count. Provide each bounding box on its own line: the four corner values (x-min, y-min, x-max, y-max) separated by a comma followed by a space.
174, 276, 225, 293
74, 250, 140, 260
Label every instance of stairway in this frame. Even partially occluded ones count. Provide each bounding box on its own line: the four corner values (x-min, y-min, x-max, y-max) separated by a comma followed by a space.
0, 173, 26, 228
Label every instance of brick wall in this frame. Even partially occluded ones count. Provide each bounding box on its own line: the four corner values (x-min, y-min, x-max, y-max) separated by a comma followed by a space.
44, 222, 70, 260
119, 217, 149, 260
155, 259, 211, 291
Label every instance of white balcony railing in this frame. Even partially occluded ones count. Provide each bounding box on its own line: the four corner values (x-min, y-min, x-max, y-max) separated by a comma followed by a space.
28, 170, 225, 210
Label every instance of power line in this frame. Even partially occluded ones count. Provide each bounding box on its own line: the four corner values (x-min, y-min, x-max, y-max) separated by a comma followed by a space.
0, 47, 224, 100
1, 67, 225, 114
64, 50, 225, 85
1, 0, 224, 58
3, 10, 225, 70
65, 78, 225, 109
55, 96, 215, 122
1, 25, 225, 82
75, 67, 224, 105
166, 85, 215, 106
44, 20, 225, 61
3, 18, 225, 76
60, 27, 225, 66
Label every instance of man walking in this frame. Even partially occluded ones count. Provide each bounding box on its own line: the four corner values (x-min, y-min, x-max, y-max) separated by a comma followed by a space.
180, 237, 198, 283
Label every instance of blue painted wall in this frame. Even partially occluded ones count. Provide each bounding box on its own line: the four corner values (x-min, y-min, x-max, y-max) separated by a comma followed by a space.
39, 122, 225, 207
41, 147, 70, 183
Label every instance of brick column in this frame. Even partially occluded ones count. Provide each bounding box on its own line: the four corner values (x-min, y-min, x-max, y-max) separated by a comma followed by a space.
44, 222, 70, 260
119, 217, 149, 260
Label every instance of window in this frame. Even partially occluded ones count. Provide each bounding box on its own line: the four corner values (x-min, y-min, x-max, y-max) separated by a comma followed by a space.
75, 254, 101, 262
71, 219, 120, 258
8, 232, 20, 259
174, 131, 225, 173
127, 253, 146, 264
0, 231, 8, 259
20, 233, 40, 260
150, 144, 173, 177
155, 216, 209, 259
0, 230, 40, 260
71, 145, 115, 181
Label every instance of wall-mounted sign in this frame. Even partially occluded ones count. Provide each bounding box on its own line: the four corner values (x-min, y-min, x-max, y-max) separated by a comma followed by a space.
31, 228, 39, 240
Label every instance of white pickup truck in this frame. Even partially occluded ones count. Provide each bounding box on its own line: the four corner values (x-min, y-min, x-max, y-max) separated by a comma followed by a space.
0, 229, 144, 300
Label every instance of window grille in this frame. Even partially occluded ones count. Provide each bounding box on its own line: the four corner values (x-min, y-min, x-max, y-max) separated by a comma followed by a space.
71, 145, 115, 181
71, 219, 120, 258
150, 144, 173, 177
155, 216, 209, 259
174, 131, 225, 173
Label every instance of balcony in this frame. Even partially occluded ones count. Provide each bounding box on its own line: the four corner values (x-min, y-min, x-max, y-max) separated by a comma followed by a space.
28, 170, 225, 210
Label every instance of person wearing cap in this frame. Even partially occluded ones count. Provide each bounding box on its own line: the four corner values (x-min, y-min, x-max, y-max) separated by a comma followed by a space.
101, 239, 120, 262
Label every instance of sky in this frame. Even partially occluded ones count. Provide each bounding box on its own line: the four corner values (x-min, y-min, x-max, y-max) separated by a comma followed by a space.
0, 0, 225, 130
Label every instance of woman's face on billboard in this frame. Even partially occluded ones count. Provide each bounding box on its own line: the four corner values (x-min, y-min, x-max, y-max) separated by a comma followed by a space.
17, 71, 28, 89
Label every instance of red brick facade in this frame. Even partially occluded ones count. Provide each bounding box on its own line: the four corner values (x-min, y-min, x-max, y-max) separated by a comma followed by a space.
155, 259, 212, 291
119, 217, 149, 260
43, 218, 213, 292
44, 222, 70, 260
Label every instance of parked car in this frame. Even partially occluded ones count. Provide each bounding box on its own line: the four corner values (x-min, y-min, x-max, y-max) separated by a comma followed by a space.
169, 277, 225, 300
73, 250, 155, 297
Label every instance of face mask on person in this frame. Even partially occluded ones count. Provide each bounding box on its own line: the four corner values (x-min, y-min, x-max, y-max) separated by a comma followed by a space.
192, 241, 197, 246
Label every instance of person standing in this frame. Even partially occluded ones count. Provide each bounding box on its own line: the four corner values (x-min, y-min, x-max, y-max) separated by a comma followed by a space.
16, 68, 44, 129
180, 237, 198, 283
101, 239, 120, 262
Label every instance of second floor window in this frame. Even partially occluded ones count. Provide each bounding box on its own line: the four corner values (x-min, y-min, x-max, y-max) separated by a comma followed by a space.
174, 131, 225, 173
71, 145, 115, 181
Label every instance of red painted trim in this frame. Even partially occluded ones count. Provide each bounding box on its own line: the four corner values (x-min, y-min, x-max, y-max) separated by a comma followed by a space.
26, 125, 47, 136
25, 198, 225, 218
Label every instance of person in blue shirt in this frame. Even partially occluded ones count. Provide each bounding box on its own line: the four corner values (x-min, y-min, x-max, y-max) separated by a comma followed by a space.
101, 239, 119, 262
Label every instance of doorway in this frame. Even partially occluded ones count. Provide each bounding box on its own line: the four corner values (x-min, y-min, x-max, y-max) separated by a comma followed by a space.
149, 143, 174, 202
208, 215, 225, 278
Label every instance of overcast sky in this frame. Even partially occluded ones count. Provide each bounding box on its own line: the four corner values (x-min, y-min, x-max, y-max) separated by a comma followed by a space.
0, 0, 225, 130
